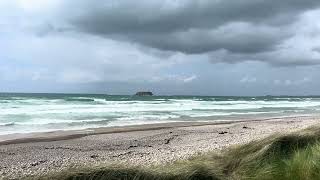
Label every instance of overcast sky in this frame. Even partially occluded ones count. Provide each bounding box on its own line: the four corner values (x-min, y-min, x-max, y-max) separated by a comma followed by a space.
1, 0, 320, 95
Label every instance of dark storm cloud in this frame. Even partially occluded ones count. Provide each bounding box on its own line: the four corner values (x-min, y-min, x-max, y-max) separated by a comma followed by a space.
65, 0, 319, 33
56, 0, 320, 55
129, 23, 290, 54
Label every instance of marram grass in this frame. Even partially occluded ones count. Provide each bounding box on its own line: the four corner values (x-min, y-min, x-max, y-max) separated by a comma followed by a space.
37, 126, 320, 180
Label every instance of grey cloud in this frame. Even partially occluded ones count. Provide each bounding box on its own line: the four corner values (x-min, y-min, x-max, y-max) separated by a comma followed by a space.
313, 47, 320, 53
55, 0, 319, 52
131, 23, 290, 54
46, 0, 320, 66
209, 48, 320, 67
64, 0, 320, 34
34, 23, 70, 37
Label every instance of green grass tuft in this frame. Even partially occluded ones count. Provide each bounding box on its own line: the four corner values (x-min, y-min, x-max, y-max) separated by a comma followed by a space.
36, 126, 320, 180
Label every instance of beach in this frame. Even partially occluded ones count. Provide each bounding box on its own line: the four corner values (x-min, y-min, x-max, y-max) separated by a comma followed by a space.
0, 115, 319, 179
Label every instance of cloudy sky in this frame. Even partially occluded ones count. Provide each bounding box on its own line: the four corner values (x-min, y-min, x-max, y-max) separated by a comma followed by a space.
1, 0, 320, 95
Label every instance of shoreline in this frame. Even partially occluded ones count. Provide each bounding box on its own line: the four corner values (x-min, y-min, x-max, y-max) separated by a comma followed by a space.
0, 115, 319, 179
0, 114, 314, 146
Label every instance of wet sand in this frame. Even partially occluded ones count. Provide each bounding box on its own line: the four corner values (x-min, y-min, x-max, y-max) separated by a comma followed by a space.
0, 116, 319, 179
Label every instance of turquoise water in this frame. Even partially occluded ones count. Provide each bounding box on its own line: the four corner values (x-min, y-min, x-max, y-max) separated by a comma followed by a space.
0, 93, 320, 135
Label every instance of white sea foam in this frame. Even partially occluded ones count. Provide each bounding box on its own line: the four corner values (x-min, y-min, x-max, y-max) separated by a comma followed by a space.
1, 95, 320, 135
12, 118, 109, 126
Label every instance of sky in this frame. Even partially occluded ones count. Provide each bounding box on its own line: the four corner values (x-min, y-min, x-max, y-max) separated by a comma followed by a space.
1, 0, 320, 95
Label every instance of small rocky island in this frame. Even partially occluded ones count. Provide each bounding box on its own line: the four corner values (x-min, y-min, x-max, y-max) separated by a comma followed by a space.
135, 91, 153, 96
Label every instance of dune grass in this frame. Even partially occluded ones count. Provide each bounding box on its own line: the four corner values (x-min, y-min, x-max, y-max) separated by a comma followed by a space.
38, 126, 320, 180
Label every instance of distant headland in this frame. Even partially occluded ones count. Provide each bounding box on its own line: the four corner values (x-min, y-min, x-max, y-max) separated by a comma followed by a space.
135, 91, 153, 96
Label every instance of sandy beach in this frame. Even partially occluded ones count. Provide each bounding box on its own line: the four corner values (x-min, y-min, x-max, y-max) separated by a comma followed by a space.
0, 115, 319, 179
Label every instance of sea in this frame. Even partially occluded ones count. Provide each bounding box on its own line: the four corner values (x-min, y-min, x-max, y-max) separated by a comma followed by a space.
0, 93, 320, 135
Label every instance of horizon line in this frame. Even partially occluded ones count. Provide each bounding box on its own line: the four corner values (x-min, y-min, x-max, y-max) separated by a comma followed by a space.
0, 92, 320, 97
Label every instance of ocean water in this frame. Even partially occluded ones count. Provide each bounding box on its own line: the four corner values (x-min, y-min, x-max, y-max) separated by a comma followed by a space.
0, 93, 320, 135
